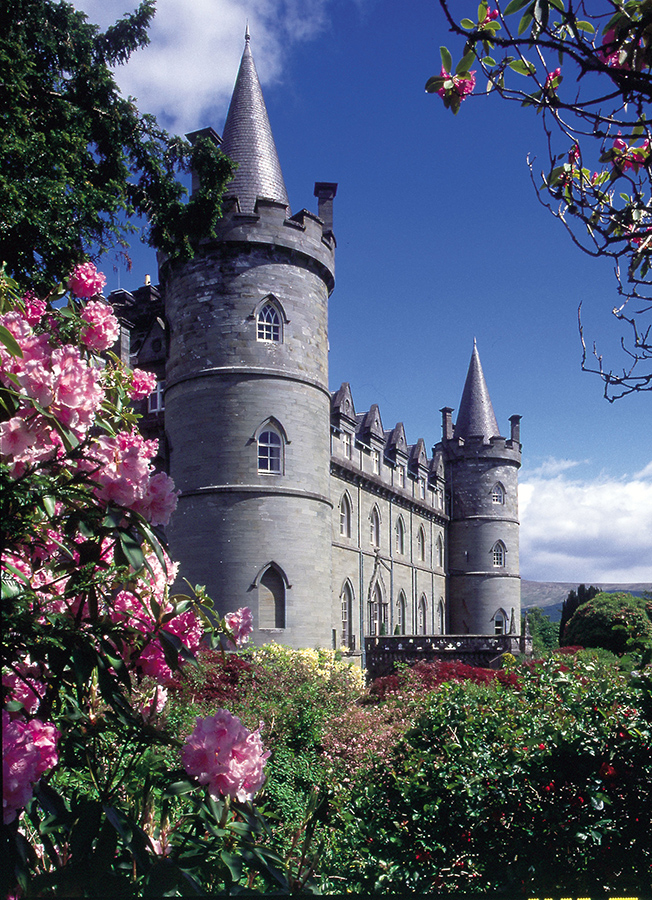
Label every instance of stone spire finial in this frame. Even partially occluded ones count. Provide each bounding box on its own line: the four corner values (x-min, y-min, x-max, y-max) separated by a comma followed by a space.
454, 341, 500, 441
221, 31, 290, 214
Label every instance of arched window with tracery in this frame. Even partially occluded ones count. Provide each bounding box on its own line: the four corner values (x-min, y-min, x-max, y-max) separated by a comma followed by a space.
494, 608, 508, 635
491, 482, 505, 504
368, 582, 387, 635
395, 516, 405, 555
257, 426, 283, 474
370, 506, 381, 548
339, 493, 352, 538
492, 541, 506, 568
257, 302, 282, 342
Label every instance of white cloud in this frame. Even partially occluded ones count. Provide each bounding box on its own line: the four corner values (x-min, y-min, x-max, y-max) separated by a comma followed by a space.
526, 456, 586, 478
76, 0, 338, 133
519, 463, 652, 583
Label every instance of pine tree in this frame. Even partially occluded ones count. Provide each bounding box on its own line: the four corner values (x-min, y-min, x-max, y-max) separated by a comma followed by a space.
559, 584, 600, 645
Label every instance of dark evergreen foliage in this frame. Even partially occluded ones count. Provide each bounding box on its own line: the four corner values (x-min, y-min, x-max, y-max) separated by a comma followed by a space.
0, 0, 235, 290
559, 583, 600, 644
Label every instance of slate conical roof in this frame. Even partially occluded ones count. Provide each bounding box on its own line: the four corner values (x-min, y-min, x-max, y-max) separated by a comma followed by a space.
221, 29, 290, 214
454, 340, 500, 441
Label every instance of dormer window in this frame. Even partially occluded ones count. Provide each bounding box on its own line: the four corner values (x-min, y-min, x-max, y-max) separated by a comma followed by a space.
419, 476, 426, 499
257, 303, 281, 342
372, 449, 380, 475
396, 466, 405, 488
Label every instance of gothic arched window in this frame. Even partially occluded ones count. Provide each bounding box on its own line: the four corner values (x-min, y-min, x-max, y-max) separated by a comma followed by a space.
257, 303, 281, 342
370, 507, 381, 548
339, 493, 352, 538
436, 534, 444, 568
396, 591, 407, 635
258, 565, 286, 628
492, 541, 506, 567
341, 582, 354, 648
258, 427, 283, 474
368, 583, 387, 635
416, 526, 425, 562
438, 598, 445, 634
494, 609, 507, 635
395, 516, 405, 555
418, 595, 427, 635
491, 482, 505, 504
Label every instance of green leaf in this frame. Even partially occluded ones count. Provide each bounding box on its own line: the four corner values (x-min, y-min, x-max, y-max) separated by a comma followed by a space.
461, 18, 476, 29
484, 56, 496, 66
509, 59, 536, 75
456, 50, 476, 75
518, 12, 534, 34
425, 76, 447, 93
0, 324, 23, 358
116, 530, 145, 571
575, 20, 595, 34
440, 45, 453, 74
504, 0, 532, 14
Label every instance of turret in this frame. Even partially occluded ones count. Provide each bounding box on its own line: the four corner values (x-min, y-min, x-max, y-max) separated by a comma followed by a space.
161, 30, 336, 648
439, 341, 521, 635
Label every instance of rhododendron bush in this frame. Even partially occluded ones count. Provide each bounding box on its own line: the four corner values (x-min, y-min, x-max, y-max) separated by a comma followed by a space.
428, 0, 652, 399
1, 266, 282, 896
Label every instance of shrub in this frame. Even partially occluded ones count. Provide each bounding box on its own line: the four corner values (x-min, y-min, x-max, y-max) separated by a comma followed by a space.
562, 591, 652, 655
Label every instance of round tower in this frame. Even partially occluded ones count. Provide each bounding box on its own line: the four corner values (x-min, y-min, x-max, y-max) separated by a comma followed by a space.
161, 32, 336, 648
441, 341, 522, 635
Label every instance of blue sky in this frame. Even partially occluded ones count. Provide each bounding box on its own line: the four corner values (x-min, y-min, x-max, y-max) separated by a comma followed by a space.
77, 0, 652, 584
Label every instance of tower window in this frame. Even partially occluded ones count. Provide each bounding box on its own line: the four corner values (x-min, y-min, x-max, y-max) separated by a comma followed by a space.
258, 429, 283, 474
492, 541, 506, 567
494, 610, 507, 635
257, 303, 281, 342
339, 493, 352, 538
259, 565, 285, 628
492, 482, 505, 504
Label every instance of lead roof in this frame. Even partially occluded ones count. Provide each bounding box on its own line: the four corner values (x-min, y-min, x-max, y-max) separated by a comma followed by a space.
454, 340, 500, 441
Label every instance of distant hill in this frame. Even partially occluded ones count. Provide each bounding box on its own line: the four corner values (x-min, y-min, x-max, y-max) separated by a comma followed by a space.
521, 581, 651, 622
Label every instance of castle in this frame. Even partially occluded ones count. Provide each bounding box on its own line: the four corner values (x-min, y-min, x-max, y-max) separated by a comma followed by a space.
112, 32, 525, 665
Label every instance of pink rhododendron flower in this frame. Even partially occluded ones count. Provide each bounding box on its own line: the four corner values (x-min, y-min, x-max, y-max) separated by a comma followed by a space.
68, 262, 106, 299
132, 471, 179, 526
50, 346, 104, 434
2, 663, 46, 716
0, 415, 38, 459
129, 368, 158, 401
3, 711, 60, 823
22, 293, 47, 326
437, 66, 476, 100
181, 711, 270, 802
224, 607, 254, 647
80, 300, 120, 352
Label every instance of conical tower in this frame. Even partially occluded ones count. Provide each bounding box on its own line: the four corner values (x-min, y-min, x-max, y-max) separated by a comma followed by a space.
161, 31, 337, 648
439, 341, 522, 635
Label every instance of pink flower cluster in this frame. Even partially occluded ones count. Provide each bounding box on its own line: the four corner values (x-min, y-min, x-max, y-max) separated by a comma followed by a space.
612, 135, 650, 173
224, 607, 254, 648
181, 710, 270, 802
68, 262, 106, 299
483, 7, 499, 21
437, 66, 476, 100
2, 662, 46, 716
3, 711, 60, 823
129, 368, 158, 401
81, 300, 120, 352
88, 430, 178, 525
544, 67, 561, 89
